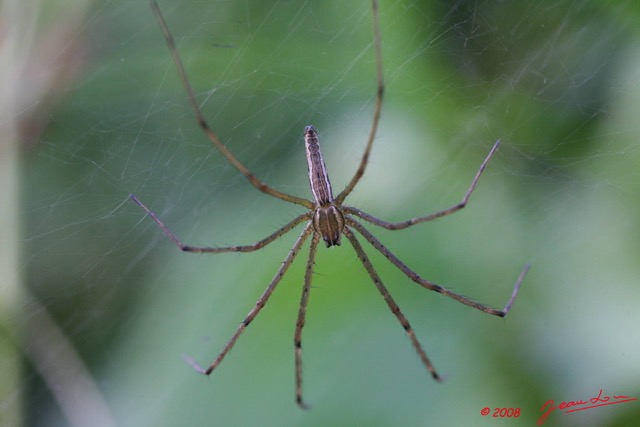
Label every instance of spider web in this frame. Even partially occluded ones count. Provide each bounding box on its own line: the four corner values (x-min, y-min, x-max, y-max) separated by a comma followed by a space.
6, 0, 640, 426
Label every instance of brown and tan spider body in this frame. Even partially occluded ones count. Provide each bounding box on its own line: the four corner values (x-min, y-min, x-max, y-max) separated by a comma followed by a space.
132, 0, 530, 408
305, 125, 345, 247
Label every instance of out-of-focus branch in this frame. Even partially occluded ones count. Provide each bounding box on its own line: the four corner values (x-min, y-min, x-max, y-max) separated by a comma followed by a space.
21, 292, 118, 427
0, 1, 115, 426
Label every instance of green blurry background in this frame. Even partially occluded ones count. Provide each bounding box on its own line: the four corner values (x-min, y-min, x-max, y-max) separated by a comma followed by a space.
3, 0, 640, 426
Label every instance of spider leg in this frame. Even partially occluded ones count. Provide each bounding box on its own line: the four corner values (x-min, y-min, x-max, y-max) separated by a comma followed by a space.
343, 227, 441, 381
294, 232, 320, 409
336, 0, 384, 204
187, 223, 314, 376
130, 194, 311, 253
344, 140, 501, 229
150, 1, 313, 209
347, 218, 530, 317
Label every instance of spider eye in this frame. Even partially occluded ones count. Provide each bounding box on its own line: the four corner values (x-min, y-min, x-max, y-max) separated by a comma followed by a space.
323, 235, 341, 247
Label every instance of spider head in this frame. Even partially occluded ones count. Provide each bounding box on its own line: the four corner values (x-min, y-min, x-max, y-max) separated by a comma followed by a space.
313, 205, 344, 247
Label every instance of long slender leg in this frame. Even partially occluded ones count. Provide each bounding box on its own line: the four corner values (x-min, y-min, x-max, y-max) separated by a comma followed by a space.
336, 0, 384, 204
130, 194, 311, 253
343, 227, 441, 381
348, 217, 529, 316
186, 223, 314, 376
344, 140, 501, 229
150, 1, 313, 209
294, 232, 320, 409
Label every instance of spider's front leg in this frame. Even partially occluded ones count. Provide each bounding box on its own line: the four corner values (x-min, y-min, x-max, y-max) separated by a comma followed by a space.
186, 224, 315, 378
293, 232, 321, 409
346, 217, 530, 317
343, 227, 442, 381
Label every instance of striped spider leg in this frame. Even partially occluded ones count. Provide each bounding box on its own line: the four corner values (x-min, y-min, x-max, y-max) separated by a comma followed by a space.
132, 0, 529, 408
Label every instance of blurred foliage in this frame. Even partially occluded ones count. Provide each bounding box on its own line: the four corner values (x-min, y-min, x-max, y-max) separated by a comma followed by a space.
11, 0, 640, 426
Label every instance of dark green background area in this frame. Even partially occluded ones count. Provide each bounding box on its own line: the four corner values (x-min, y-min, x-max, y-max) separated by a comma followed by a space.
8, 0, 640, 426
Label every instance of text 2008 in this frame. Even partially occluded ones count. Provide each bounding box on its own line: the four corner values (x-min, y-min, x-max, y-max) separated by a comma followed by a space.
493, 408, 520, 418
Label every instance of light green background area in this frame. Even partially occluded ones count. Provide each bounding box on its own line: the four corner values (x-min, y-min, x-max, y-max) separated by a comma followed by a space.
6, 1, 640, 426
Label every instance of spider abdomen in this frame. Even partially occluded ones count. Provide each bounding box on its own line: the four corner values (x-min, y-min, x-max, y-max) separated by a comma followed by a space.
304, 125, 334, 206
313, 205, 344, 247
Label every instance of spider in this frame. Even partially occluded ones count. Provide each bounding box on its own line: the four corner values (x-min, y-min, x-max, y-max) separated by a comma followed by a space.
132, 0, 530, 408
